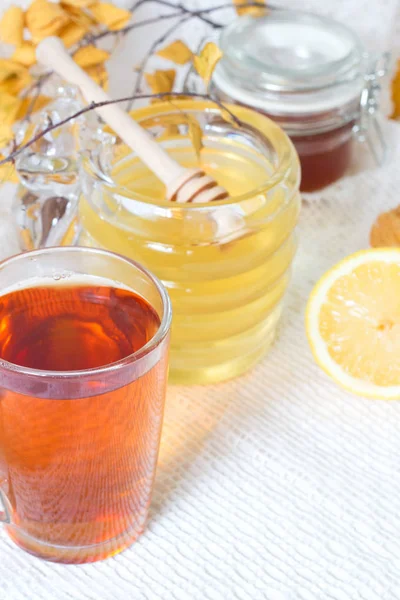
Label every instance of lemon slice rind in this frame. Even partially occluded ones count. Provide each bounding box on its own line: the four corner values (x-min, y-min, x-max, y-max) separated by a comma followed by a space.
306, 248, 400, 400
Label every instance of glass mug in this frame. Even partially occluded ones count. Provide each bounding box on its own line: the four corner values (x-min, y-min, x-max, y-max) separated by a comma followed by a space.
0, 247, 171, 564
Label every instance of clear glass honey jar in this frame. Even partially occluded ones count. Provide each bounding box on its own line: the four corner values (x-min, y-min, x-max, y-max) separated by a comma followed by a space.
211, 10, 388, 192
74, 100, 300, 384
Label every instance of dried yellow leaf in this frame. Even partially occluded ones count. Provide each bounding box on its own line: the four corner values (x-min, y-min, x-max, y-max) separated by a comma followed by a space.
220, 106, 239, 128
61, 3, 95, 28
391, 59, 400, 119
73, 45, 110, 68
233, 0, 266, 17
188, 119, 203, 160
158, 124, 180, 141
0, 92, 23, 125
157, 40, 193, 65
0, 59, 31, 97
26, 0, 70, 44
16, 95, 51, 121
0, 70, 32, 96
0, 124, 14, 147
84, 63, 108, 90
59, 22, 87, 48
193, 42, 223, 86
145, 69, 176, 95
62, 0, 95, 7
111, 142, 132, 162
0, 58, 27, 83
0, 161, 17, 184
0, 6, 24, 46
12, 43, 37, 68
90, 2, 131, 31
370, 206, 400, 247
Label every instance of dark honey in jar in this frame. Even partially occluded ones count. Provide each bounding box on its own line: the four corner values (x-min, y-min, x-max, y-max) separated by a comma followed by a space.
212, 11, 386, 192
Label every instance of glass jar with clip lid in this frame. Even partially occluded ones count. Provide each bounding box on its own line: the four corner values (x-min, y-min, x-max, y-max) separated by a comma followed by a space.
211, 10, 389, 192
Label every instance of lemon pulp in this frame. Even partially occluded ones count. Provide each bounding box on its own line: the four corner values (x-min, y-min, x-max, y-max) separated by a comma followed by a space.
307, 249, 400, 398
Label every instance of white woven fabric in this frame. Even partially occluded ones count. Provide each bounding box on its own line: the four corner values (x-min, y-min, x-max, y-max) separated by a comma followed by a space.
2, 1, 400, 598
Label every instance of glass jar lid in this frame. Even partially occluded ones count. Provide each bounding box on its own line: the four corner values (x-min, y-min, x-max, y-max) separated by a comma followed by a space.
213, 10, 367, 116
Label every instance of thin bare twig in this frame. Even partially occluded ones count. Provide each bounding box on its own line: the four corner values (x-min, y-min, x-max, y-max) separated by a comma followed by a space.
89, 1, 271, 43
152, 0, 223, 27
127, 13, 191, 111
25, 81, 43, 122
1, 92, 241, 167
181, 1, 271, 14
129, 0, 148, 12
139, 0, 269, 15
90, 11, 185, 43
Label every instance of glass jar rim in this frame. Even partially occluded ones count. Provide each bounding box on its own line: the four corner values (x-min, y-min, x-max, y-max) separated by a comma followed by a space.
213, 10, 368, 116
0, 246, 172, 381
83, 99, 298, 209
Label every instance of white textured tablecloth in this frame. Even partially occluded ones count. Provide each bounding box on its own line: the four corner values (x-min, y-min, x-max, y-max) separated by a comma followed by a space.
2, 1, 400, 598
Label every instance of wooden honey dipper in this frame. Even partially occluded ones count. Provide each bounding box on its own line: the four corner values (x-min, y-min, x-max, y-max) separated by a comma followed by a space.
36, 37, 228, 204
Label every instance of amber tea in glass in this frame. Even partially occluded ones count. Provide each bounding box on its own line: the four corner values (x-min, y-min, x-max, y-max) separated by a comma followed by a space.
0, 247, 171, 564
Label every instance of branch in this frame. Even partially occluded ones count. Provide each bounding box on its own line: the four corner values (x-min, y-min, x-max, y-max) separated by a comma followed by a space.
90, 11, 185, 43
149, 0, 272, 16
152, 0, 224, 27
129, 0, 149, 11
10, 0, 270, 161
0, 92, 241, 167
186, 1, 272, 13
23, 0, 270, 92
127, 13, 191, 111
125, 0, 265, 111
89, 1, 272, 43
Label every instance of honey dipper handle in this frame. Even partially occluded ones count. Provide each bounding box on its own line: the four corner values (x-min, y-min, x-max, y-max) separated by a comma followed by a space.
36, 37, 187, 187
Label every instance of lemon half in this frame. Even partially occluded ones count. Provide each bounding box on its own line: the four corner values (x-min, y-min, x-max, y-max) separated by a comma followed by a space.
306, 249, 400, 399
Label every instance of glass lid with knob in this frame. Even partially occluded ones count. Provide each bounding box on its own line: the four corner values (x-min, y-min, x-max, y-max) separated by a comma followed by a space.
212, 10, 371, 117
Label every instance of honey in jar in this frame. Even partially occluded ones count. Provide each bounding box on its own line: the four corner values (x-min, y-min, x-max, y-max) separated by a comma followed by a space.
211, 10, 387, 192
77, 100, 301, 384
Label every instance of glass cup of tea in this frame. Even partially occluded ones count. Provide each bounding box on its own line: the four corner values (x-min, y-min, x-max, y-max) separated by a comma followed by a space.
0, 246, 171, 564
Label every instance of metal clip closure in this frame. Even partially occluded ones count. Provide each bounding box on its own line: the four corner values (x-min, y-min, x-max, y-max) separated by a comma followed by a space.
353, 52, 390, 166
